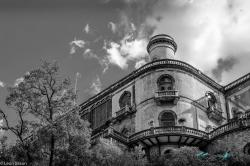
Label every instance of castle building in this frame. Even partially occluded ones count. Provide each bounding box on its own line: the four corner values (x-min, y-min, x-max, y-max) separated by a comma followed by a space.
79, 34, 250, 158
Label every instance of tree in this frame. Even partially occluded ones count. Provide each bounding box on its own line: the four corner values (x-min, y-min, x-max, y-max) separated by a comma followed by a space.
149, 146, 228, 166
0, 60, 92, 165
92, 138, 148, 166
0, 136, 12, 161
206, 131, 250, 165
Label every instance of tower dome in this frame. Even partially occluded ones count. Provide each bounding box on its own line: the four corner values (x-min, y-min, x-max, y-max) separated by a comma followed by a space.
147, 34, 177, 61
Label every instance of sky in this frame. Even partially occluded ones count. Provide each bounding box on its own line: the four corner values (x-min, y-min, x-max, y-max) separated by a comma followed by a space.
1, 0, 250, 141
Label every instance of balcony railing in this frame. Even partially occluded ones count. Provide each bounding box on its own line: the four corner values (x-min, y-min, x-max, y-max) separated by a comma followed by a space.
91, 117, 250, 145
114, 105, 133, 121
154, 90, 179, 105
155, 90, 178, 97
207, 106, 223, 122
209, 118, 250, 140
116, 105, 131, 117
129, 126, 208, 142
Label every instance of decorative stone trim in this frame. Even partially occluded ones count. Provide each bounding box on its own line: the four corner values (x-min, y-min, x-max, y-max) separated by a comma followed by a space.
79, 59, 224, 110
147, 37, 177, 53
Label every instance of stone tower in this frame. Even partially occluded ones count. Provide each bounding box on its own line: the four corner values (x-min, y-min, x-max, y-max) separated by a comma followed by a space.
147, 34, 177, 61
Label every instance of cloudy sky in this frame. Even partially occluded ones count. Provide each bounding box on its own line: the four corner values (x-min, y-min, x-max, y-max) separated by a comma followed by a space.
1, 0, 250, 140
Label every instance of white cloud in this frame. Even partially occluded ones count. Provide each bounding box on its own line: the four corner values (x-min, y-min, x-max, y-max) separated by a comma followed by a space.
104, 42, 128, 70
84, 49, 109, 73
120, 37, 148, 60
108, 22, 117, 34
84, 23, 90, 34
89, 76, 102, 96
94, 36, 103, 43
130, 22, 136, 31
135, 59, 147, 69
14, 77, 24, 86
69, 38, 86, 54
0, 81, 5, 87
101, 0, 110, 3
103, 32, 148, 70
144, 0, 250, 83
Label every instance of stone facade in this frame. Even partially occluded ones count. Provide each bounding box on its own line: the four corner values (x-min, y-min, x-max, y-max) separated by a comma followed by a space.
80, 34, 250, 160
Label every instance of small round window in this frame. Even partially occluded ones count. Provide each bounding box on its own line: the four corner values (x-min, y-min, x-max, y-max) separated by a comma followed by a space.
152, 57, 158, 61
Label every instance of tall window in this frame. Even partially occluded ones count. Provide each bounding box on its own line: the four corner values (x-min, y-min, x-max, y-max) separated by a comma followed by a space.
205, 91, 217, 108
159, 112, 175, 127
232, 108, 238, 118
119, 91, 131, 108
81, 112, 90, 122
157, 75, 174, 91
91, 100, 112, 129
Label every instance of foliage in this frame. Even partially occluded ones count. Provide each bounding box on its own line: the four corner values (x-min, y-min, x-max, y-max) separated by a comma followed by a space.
92, 138, 148, 166
149, 146, 229, 166
207, 130, 250, 165
0, 136, 12, 161
0, 60, 90, 165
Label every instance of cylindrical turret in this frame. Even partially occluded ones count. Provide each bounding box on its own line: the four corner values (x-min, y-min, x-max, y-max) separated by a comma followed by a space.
147, 34, 177, 61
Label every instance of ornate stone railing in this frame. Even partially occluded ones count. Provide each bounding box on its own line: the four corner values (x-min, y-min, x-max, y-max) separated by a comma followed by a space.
209, 118, 250, 140
155, 90, 178, 97
116, 105, 131, 117
113, 130, 129, 142
91, 117, 250, 145
207, 106, 222, 115
209, 121, 238, 139
207, 106, 223, 123
129, 126, 208, 142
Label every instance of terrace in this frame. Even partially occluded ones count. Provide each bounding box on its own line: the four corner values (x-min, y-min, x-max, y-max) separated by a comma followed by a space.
91, 117, 250, 148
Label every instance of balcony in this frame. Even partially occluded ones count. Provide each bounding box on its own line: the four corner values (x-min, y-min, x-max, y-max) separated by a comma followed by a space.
115, 105, 132, 121
207, 106, 223, 123
154, 90, 179, 105
129, 126, 209, 148
91, 117, 250, 147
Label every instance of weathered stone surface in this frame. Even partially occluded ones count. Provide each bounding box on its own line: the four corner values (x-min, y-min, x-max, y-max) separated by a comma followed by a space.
84, 34, 250, 160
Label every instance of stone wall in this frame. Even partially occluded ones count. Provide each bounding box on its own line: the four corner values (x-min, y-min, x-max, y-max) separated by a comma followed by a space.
134, 69, 227, 132
111, 83, 133, 117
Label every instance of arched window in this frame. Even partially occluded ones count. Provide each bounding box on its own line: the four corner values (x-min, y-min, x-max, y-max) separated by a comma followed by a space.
152, 56, 159, 61
157, 75, 175, 91
159, 111, 176, 127
205, 91, 217, 108
243, 143, 250, 155
164, 149, 173, 154
121, 127, 129, 135
231, 107, 238, 118
119, 91, 131, 108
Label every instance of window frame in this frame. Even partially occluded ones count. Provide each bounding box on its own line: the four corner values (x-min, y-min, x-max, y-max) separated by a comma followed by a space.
158, 110, 177, 127
157, 74, 175, 91
119, 91, 132, 109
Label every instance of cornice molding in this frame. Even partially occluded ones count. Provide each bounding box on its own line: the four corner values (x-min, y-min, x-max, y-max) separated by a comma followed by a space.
79, 59, 224, 110
147, 37, 177, 53
224, 73, 250, 93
